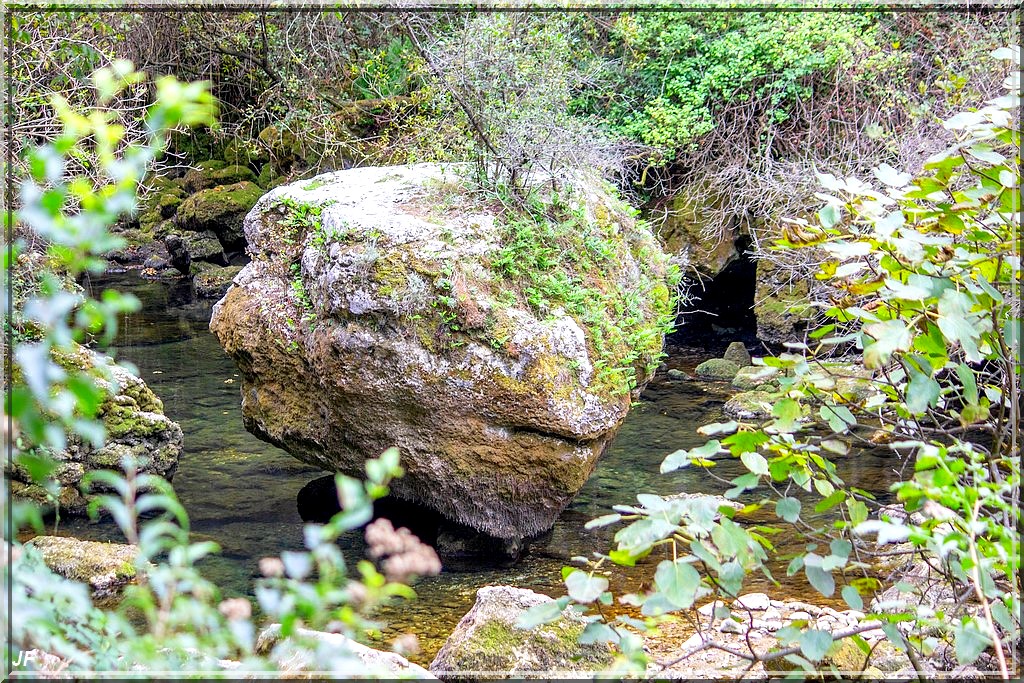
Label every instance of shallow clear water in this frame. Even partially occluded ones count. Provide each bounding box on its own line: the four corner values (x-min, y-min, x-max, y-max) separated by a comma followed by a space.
59, 273, 903, 664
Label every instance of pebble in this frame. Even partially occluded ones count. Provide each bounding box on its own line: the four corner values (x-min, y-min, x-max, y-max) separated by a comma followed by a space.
697, 600, 727, 617
734, 592, 771, 611
719, 619, 746, 634
787, 611, 812, 622
783, 601, 823, 615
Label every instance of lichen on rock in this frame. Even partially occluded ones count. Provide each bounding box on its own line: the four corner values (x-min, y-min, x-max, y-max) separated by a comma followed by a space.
210, 163, 674, 540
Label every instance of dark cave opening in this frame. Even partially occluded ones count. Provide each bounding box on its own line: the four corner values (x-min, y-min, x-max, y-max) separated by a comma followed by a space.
670, 236, 759, 351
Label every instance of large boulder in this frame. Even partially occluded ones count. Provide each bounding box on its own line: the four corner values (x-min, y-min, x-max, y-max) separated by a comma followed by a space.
10, 345, 183, 515
429, 586, 615, 677
210, 164, 672, 540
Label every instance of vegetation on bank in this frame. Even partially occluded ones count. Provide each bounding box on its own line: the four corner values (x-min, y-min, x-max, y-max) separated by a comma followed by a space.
524, 46, 1021, 678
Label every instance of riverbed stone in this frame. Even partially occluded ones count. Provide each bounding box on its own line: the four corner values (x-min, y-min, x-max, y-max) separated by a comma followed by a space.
256, 624, 436, 678
723, 390, 775, 420
722, 342, 752, 367
210, 164, 672, 540
175, 181, 263, 251
25, 536, 142, 600
429, 585, 615, 677
732, 364, 778, 390
182, 161, 257, 193
733, 592, 771, 611
9, 344, 183, 515
694, 358, 740, 381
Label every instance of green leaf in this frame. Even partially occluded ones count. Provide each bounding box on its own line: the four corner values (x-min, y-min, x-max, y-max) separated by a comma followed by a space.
722, 430, 769, 456
955, 363, 979, 405
516, 596, 571, 629
585, 513, 622, 530
847, 499, 869, 526
873, 163, 912, 187
725, 473, 760, 499
818, 203, 841, 229
776, 497, 801, 523
565, 569, 608, 604
953, 620, 992, 664
654, 559, 702, 609
578, 622, 620, 645
804, 555, 835, 597
842, 585, 863, 610
614, 517, 677, 553
863, 320, 911, 369
800, 629, 834, 662
906, 367, 940, 414
771, 398, 802, 432
698, 421, 738, 437
814, 490, 846, 513
937, 290, 987, 363
740, 451, 769, 476
819, 404, 856, 433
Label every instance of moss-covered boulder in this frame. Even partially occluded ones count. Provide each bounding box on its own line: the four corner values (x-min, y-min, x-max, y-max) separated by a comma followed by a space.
10, 344, 183, 515
723, 390, 775, 420
430, 586, 615, 677
181, 160, 259, 193
695, 358, 740, 381
175, 181, 263, 251
732, 364, 779, 390
194, 263, 243, 299
179, 230, 227, 265
210, 164, 673, 540
657, 187, 746, 278
24, 536, 143, 600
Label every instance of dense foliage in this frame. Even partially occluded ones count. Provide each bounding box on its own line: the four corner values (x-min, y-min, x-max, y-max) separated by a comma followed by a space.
527, 45, 1020, 678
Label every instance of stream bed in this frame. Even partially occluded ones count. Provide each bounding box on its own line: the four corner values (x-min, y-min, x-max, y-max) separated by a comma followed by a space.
56, 273, 903, 665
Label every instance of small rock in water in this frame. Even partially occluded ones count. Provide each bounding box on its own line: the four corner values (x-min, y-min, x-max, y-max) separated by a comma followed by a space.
667, 368, 691, 380
722, 341, 752, 367
695, 358, 740, 381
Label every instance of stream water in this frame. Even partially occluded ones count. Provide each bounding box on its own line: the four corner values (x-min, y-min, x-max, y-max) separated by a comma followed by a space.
57, 273, 903, 665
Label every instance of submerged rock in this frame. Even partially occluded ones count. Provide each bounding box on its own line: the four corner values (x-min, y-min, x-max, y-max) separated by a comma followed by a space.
210, 164, 672, 540
10, 344, 183, 515
25, 536, 142, 600
429, 585, 615, 677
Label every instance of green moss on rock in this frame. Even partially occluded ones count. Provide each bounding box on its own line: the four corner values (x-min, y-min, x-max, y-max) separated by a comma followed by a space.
176, 181, 263, 247
695, 358, 740, 380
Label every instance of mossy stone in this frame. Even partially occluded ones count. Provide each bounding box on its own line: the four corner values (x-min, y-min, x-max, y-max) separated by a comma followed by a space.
695, 358, 740, 381
732, 364, 779, 390
723, 390, 775, 420
723, 341, 752, 367
176, 181, 264, 248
